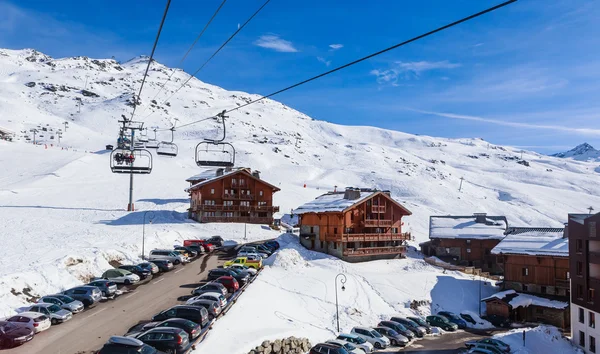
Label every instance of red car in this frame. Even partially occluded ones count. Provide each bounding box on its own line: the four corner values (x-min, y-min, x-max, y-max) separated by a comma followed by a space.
214, 276, 239, 294
183, 239, 215, 253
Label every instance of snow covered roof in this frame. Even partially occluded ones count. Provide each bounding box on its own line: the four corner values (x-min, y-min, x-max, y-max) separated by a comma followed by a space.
429, 214, 507, 240
491, 227, 567, 256
569, 213, 592, 225
293, 189, 411, 215
482, 290, 568, 310
186, 168, 245, 183
185, 168, 280, 193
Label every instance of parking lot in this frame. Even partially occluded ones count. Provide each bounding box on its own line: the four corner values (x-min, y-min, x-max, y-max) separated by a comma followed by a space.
4, 245, 241, 354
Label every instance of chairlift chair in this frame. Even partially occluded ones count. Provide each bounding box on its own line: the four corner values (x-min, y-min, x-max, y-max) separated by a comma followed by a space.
195, 141, 236, 167
139, 128, 149, 143
146, 139, 159, 149
110, 148, 153, 174
156, 127, 178, 157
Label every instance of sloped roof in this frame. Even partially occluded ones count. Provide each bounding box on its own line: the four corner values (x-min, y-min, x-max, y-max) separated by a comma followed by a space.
185, 169, 281, 193
429, 215, 507, 240
293, 190, 411, 215
569, 213, 593, 225
186, 168, 247, 183
492, 227, 567, 256
482, 290, 568, 310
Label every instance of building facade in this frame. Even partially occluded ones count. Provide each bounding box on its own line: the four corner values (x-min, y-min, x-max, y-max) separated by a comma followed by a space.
422, 213, 508, 274
569, 213, 600, 354
294, 188, 412, 262
186, 168, 280, 224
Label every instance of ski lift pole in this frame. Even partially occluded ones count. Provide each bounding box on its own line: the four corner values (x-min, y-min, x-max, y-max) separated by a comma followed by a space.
128, 128, 135, 211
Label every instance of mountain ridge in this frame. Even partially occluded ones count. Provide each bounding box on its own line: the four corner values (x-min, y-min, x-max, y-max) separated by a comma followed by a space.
552, 143, 600, 162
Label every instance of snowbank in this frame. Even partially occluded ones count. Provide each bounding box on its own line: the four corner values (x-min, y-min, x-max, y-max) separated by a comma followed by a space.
493, 325, 583, 354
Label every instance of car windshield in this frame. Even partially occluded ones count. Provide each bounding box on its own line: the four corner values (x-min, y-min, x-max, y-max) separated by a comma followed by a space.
353, 336, 366, 344
438, 316, 450, 323
411, 317, 427, 326
387, 328, 399, 336
48, 304, 62, 313
444, 313, 459, 320
55, 295, 75, 303
169, 252, 180, 257
370, 330, 383, 338
343, 342, 356, 350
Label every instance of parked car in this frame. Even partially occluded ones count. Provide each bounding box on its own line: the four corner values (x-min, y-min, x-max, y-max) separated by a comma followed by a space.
244, 254, 263, 262
208, 268, 249, 286
263, 240, 280, 250
62, 285, 103, 307
237, 250, 263, 259
186, 299, 222, 319
151, 305, 209, 328
336, 333, 373, 353
239, 246, 268, 258
5, 312, 51, 333
102, 268, 140, 285
27, 303, 72, 324
325, 340, 364, 354
483, 314, 511, 328
186, 292, 227, 309
133, 327, 192, 354
183, 239, 211, 253
119, 265, 152, 280
406, 316, 432, 334
214, 276, 239, 294
224, 256, 263, 269
437, 311, 467, 329
465, 338, 510, 353
378, 321, 414, 340
0, 322, 34, 348
200, 241, 215, 253
310, 343, 349, 354
460, 313, 477, 325
87, 280, 118, 298
174, 246, 198, 258
38, 295, 84, 313
351, 327, 389, 350
468, 345, 504, 354
373, 327, 409, 346
226, 267, 252, 285
140, 318, 202, 340
152, 259, 174, 272
191, 282, 228, 296
207, 236, 224, 247
138, 262, 160, 274
426, 315, 458, 331
227, 263, 258, 276
98, 336, 165, 354
148, 249, 186, 265
389, 316, 426, 337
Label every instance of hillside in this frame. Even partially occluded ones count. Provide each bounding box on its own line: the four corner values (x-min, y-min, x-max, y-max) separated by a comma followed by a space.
552, 143, 600, 162
0, 48, 599, 351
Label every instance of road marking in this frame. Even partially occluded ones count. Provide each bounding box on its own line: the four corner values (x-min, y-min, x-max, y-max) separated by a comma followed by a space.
123, 292, 137, 299
174, 268, 185, 274
152, 278, 165, 284
82, 307, 106, 321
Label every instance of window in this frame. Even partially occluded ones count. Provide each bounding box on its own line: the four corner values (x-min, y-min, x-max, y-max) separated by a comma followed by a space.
392, 228, 398, 234
350, 213, 354, 221
541, 286, 547, 294
522, 268, 529, 276
581, 331, 586, 347
577, 262, 584, 276
224, 200, 233, 206
310, 227, 314, 234
334, 228, 338, 234
445, 248, 450, 254
487, 261, 493, 269
591, 336, 597, 353
467, 248, 471, 253
576, 239, 583, 253
240, 179, 245, 186
333, 242, 337, 250
259, 190, 263, 196
523, 284, 528, 292
466, 239, 471, 244
591, 312, 596, 328
591, 222, 597, 238
210, 188, 215, 195
590, 288, 596, 304
320, 241, 324, 248
241, 201, 249, 207
232, 179, 237, 185
224, 189, 229, 195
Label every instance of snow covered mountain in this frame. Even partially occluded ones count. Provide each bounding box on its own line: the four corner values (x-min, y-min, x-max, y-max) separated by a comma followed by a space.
552, 143, 600, 162
0, 48, 599, 351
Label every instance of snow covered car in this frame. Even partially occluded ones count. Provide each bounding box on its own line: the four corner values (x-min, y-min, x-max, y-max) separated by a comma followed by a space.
350, 327, 389, 350
186, 292, 227, 308
465, 338, 510, 353
27, 303, 72, 324
336, 333, 373, 353
102, 268, 140, 285
325, 340, 365, 354
37, 295, 84, 313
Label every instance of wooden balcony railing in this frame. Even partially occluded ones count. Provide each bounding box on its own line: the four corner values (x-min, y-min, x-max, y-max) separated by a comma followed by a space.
192, 205, 279, 212
324, 233, 411, 243
371, 205, 386, 213
201, 216, 273, 224
222, 193, 255, 200
555, 279, 570, 288
343, 246, 406, 257
364, 219, 393, 227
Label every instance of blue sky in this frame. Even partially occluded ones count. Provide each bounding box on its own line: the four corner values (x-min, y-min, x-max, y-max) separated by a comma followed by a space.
1, 0, 599, 153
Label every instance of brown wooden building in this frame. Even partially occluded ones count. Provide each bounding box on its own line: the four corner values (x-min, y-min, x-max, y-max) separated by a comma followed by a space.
186, 168, 280, 224
293, 188, 412, 262
421, 213, 508, 273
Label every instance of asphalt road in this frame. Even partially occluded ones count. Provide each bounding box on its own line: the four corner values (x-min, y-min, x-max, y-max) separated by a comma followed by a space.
4, 251, 227, 354
377, 329, 508, 354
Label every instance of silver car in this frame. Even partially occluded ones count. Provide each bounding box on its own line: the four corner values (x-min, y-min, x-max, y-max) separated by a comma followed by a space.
27, 303, 72, 324
326, 339, 366, 354
148, 249, 185, 265
63, 285, 103, 306
37, 295, 84, 314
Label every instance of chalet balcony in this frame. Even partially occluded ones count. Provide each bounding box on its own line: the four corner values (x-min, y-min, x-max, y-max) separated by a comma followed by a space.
324, 233, 411, 243
555, 279, 570, 288
364, 219, 393, 227
371, 205, 386, 213
343, 246, 406, 257
201, 216, 273, 224
191, 205, 279, 212
222, 193, 255, 200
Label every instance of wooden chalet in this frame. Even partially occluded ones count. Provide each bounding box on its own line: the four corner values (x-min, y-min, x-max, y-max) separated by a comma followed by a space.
421, 213, 508, 273
293, 187, 412, 262
186, 167, 280, 224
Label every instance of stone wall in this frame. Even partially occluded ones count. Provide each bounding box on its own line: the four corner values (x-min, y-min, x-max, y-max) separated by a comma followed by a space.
248, 337, 311, 354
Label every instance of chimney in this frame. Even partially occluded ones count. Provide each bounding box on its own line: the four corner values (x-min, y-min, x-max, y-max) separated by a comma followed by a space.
252, 170, 261, 179
474, 213, 487, 223
216, 168, 224, 176
344, 187, 361, 200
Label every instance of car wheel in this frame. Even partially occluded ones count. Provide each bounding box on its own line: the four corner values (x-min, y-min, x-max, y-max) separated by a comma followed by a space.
83, 299, 92, 307
51, 318, 58, 325
124, 279, 131, 285
374, 342, 382, 349
391, 339, 397, 346
174, 260, 181, 265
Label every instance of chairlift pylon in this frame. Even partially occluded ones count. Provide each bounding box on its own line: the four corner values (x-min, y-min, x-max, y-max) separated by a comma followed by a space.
110, 148, 153, 174
194, 111, 236, 167
156, 126, 178, 157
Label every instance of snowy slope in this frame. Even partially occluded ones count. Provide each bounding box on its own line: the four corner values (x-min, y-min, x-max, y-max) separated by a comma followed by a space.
552, 143, 600, 162
0, 48, 599, 349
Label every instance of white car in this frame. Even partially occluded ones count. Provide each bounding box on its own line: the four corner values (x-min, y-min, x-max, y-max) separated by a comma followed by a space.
326, 339, 366, 354
336, 334, 373, 353
237, 250, 263, 259
187, 292, 227, 308
102, 269, 140, 285
6, 312, 51, 333
351, 326, 390, 350
227, 264, 258, 276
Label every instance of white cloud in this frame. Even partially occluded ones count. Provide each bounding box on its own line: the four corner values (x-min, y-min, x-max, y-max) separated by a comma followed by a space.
317, 57, 331, 67
329, 44, 343, 50
254, 35, 298, 53
370, 60, 460, 85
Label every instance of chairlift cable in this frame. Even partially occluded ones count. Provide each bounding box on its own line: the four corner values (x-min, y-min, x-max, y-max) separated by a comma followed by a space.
144, 0, 228, 112
130, 0, 172, 121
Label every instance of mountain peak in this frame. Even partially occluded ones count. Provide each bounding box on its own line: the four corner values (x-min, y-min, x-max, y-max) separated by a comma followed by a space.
552, 143, 600, 161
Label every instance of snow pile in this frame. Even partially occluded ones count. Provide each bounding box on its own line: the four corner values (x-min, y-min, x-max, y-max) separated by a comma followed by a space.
493, 325, 583, 354
483, 290, 569, 309
270, 248, 311, 270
